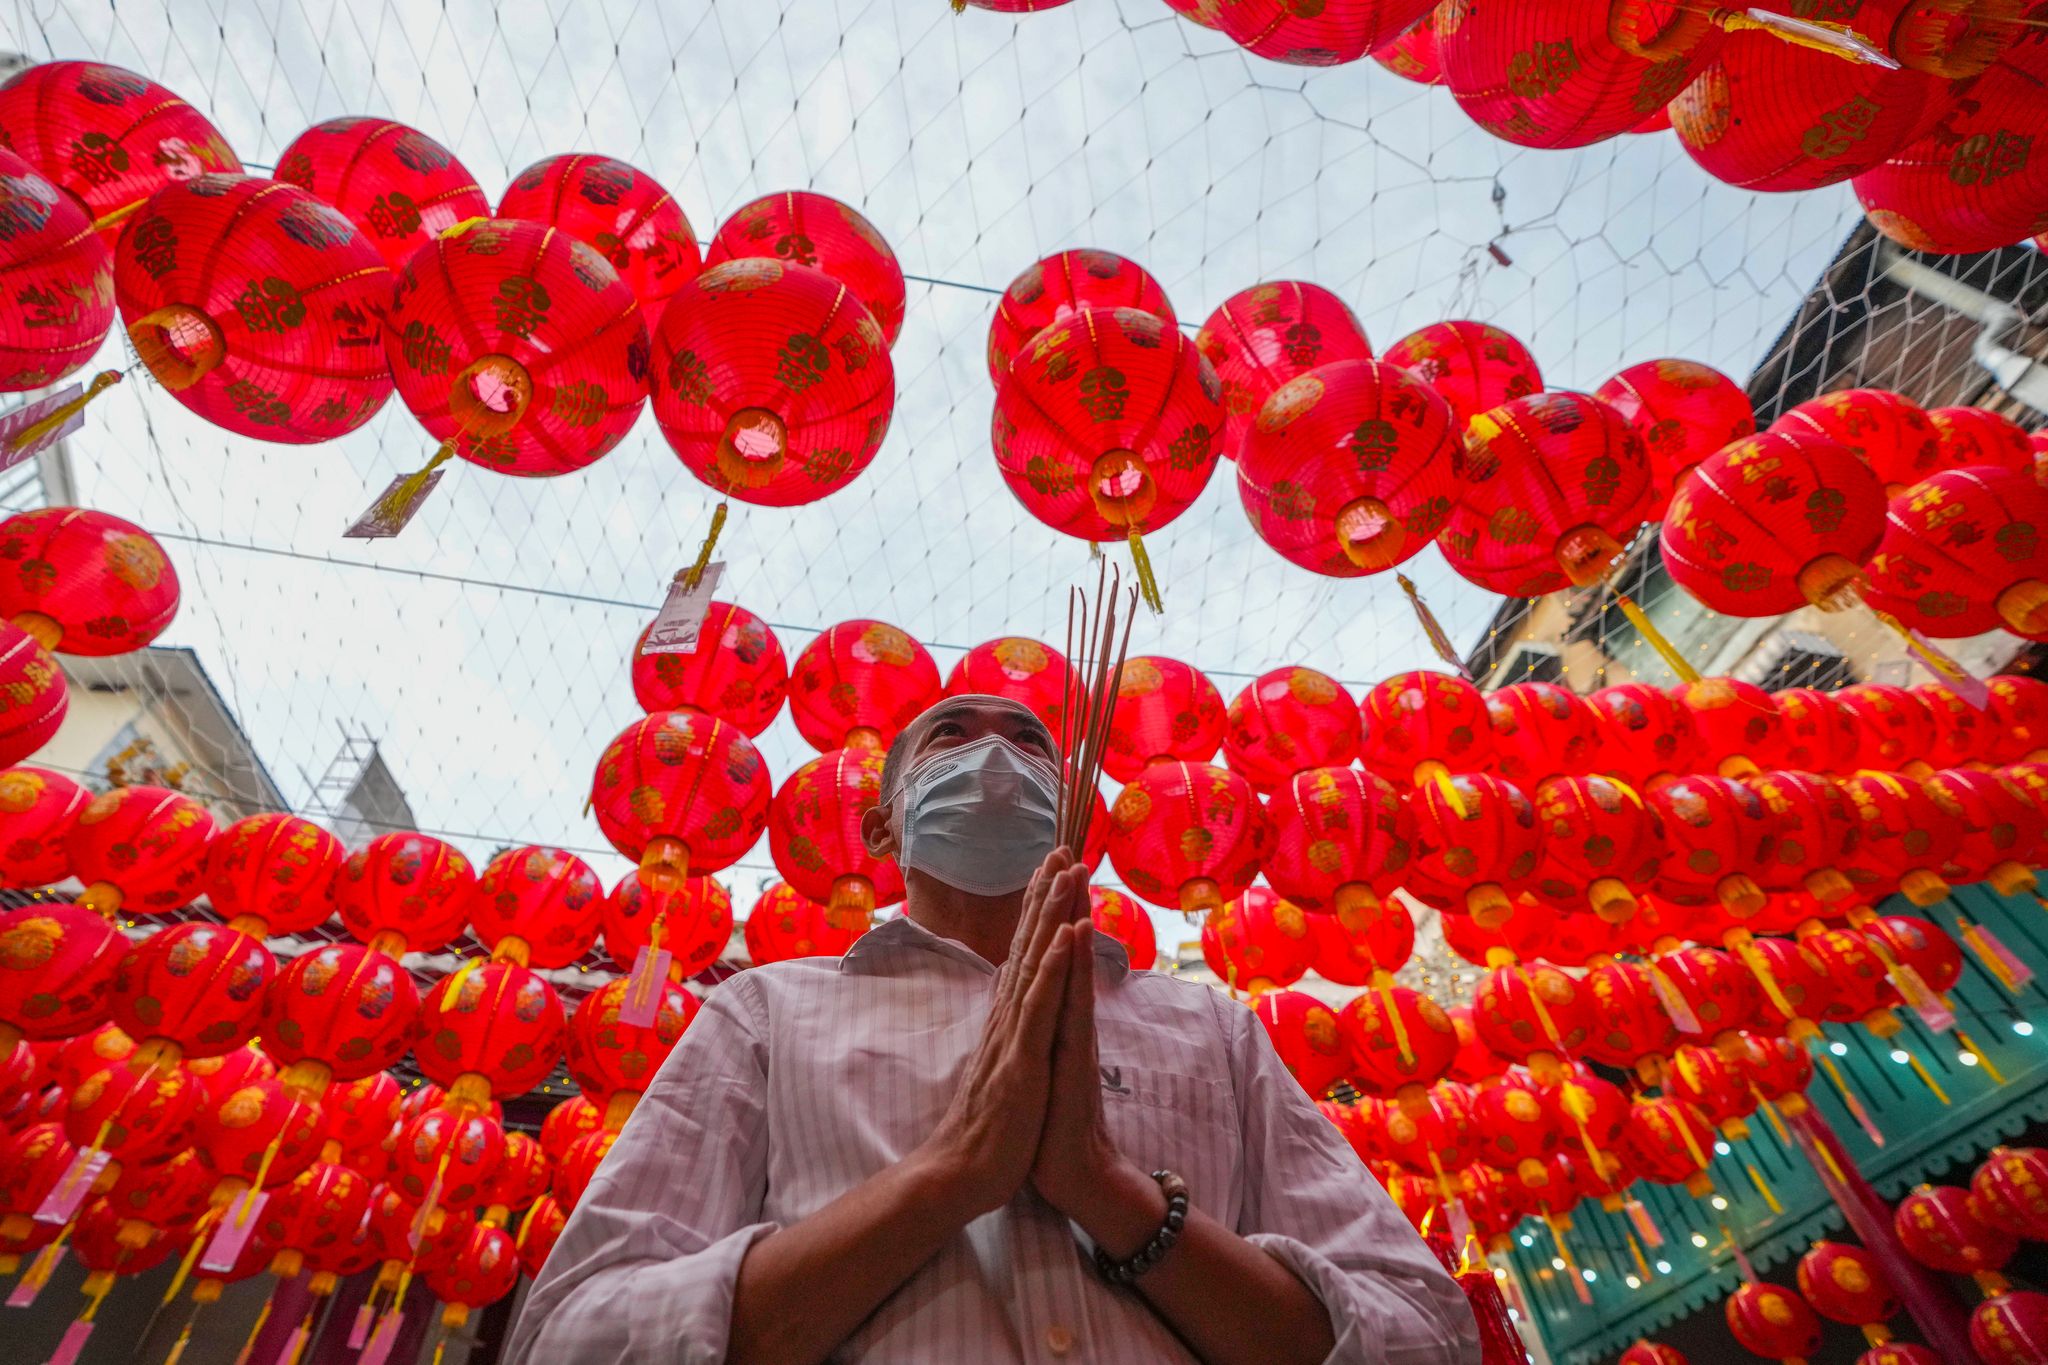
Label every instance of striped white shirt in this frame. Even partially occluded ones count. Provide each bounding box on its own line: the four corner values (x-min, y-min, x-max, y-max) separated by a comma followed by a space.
507, 916, 1480, 1364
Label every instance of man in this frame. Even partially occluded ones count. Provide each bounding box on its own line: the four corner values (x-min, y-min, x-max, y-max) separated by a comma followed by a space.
508, 695, 1479, 1365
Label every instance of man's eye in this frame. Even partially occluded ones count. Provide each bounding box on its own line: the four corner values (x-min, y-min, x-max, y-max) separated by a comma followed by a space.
932, 722, 964, 738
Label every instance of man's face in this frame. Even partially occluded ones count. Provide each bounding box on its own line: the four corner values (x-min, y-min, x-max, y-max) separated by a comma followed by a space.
860, 696, 1059, 861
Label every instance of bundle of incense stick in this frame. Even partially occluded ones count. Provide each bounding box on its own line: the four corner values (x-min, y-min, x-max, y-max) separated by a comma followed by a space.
1055, 562, 1137, 853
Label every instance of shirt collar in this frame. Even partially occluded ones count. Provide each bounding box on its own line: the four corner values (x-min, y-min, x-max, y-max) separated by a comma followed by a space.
841, 913, 1131, 981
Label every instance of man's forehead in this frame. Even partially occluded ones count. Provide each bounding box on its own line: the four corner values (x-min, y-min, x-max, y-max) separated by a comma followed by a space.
909, 694, 1046, 736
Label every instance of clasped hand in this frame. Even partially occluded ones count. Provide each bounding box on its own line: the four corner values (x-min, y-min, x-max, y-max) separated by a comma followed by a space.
918, 847, 1131, 1222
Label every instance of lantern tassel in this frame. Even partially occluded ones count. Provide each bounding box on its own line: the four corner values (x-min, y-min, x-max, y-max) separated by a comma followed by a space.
1813, 1048, 1884, 1146
1731, 935, 1799, 1024
1422, 762, 1469, 820
1625, 1197, 1662, 1247
1745, 1163, 1783, 1215
1957, 915, 2032, 992
1904, 1049, 1951, 1105
88, 199, 147, 235
161, 1220, 212, 1305
1613, 591, 1702, 683
1711, 7, 1902, 67
1626, 1231, 1652, 1282
277, 1306, 315, 1365
1397, 574, 1472, 678
1956, 1029, 2007, 1085
951, 0, 967, 11
373, 439, 458, 526
231, 1296, 273, 1365
3, 370, 121, 456
1124, 528, 1164, 614
1753, 1090, 1791, 1145
682, 502, 728, 591
1375, 971, 1415, 1069
163, 1315, 197, 1365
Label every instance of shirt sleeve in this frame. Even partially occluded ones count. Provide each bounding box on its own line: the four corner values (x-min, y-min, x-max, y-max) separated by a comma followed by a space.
504, 972, 778, 1365
1219, 993, 1483, 1365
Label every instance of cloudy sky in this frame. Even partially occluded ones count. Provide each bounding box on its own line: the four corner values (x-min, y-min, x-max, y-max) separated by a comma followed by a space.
3, 0, 1864, 928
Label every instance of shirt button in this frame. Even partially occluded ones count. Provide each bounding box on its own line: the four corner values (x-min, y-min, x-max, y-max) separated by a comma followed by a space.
1045, 1324, 1075, 1356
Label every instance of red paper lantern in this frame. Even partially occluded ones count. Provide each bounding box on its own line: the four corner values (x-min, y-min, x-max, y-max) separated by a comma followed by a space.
1675, 677, 1791, 777
1973, 1147, 2048, 1242
0, 62, 239, 236
1917, 682, 1991, 768
1597, 358, 1757, 517
1533, 775, 1662, 921
1547, 1062, 1630, 1154
1380, 320, 1540, 430
1407, 772, 1541, 926
1580, 957, 1679, 1075
1928, 406, 2036, 477
1203, 0, 1433, 64
1926, 768, 2039, 895
1856, 44, 2048, 255
0, 1119, 73, 1237
1666, 1043, 1758, 1139
483, 1130, 549, 1221
115, 174, 394, 442
1359, 670, 1497, 787
1102, 656, 1225, 783
1991, 677, 2048, 761
63, 1053, 199, 1172
1620, 1343, 1689, 1365
1621, 1095, 1716, 1195
1467, 1070, 1560, 1180
1334, 984, 1460, 1107
1223, 667, 1360, 796
1252, 989, 1348, 1097
425, 1222, 521, 1327
787, 619, 941, 753
1834, 683, 1936, 772
1858, 1344, 1943, 1365
1108, 761, 1270, 914
564, 976, 698, 1125
1662, 429, 1887, 615
64, 784, 215, 917
1865, 466, 2048, 637
992, 305, 1223, 568
947, 637, 1081, 737
336, 831, 475, 956
517, 1194, 567, 1279
1372, 1083, 1479, 1182
1777, 688, 1861, 774
768, 747, 904, 922
322, 1070, 402, 1160
591, 710, 771, 892
274, 118, 487, 270
1865, 913, 1963, 998
108, 920, 274, 1066
1896, 1182, 2017, 1285
986, 249, 1174, 382
1473, 963, 1591, 1081
1840, 772, 1960, 905
194, 1074, 323, 1192
385, 216, 650, 477
1445, 1006, 1501, 1084
500, 154, 700, 308
1487, 682, 1597, 788
631, 600, 788, 737
1657, 944, 1763, 1046
1262, 766, 1414, 925
1748, 770, 1859, 903
259, 1159, 372, 1279
103, 1147, 210, 1249
539, 1096, 603, 1166
1588, 682, 1699, 785
1740, 934, 1837, 1042
0, 622, 63, 767
260, 942, 419, 1093
1373, 17, 1444, 84
1451, 390, 1653, 591
391, 1104, 504, 1212
201, 812, 344, 936
0, 506, 178, 657
1797, 924, 1896, 1029
0, 149, 113, 391
0, 767, 86, 887
601, 873, 733, 981
743, 881, 866, 964
651, 257, 890, 505
1306, 900, 1416, 985
471, 845, 602, 969
1673, 17, 1945, 192
414, 961, 567, 1107
1200, 886, 1314, 991
1727, 1281, 1824, 1365
1798, 1242, 1898, 1341
1198, 281, 1372, 461
706, 190, 902, 345
553, 1128, 616, 1214
1436, 1, 1723, 149
185, 1040, 273, 1108
1971, 1291, 2048, 1365
1236, 357, 1458, 575
1772, 389, 1942, 495
1088, 886, 1156, 971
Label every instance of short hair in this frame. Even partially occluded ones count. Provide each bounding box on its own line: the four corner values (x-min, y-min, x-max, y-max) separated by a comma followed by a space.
878, 695, 1053, 800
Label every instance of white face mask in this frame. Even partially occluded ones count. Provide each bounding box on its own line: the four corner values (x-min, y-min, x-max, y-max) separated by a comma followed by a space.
895, 733, 1059, 896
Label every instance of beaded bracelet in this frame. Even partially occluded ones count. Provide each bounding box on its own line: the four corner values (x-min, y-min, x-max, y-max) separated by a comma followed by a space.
1093, 1170, 1189, 1285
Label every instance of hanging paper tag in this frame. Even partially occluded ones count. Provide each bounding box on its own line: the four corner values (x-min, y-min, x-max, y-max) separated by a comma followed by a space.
1894, 621, 1991, 710
1396, 575, 1471, 679
34, 1147, 109, 1224
1738, 7, 1900, 67
1888, 961, 1955, 1032
640, 562, 725, 655
4, 1247, 59, 1306
618, 946, 672, 1028
1625, 1198, 1662, 1247
343, 471, 445, 539
359, 1311, 403, 1365
347, 1305, 375, 1350
1970, 921, 2035, 991
48, 1319, 94, 1365
1647, 965, 1703, 1036
199, 1190, 269, 1273
271, 1321, 310, 1365
0, 381, 86, 464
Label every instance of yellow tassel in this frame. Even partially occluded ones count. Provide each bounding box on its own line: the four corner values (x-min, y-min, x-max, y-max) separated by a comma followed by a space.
1614, 592, 1701, 683
1715, 8, 1898, 67
374, 440, 458, 525
1754, 1090, 1791, 1145
951, 0, 967, 11
682, 503, 728, 591
1732, 936, 1799, 1023
1397, 573, 1468, 676
89, 200, 146, 235
161, 1220, 212, 1305
1813, 1050, 1883, 1147
1747, 1163, 1783, 1215
1956, 1029, 2007, 1085
1375, 973, 1415, 1068
1515, 963, 1566, 1051
1809, 1125, 1850, 1185
1627, 1232, 1651, 1281
1125, 527, 1164, 614
1905, 1050, 1950, 1106
1957, 916, 2022, 993
231, 1297, 272, 1365
1427, 764, 1470, 821
163, 1318, 195, 1365
5, 370, 120, 454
